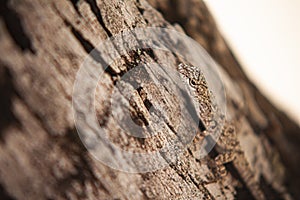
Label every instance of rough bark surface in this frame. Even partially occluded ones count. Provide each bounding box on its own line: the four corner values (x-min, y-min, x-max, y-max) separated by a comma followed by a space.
0, 0, 299, 200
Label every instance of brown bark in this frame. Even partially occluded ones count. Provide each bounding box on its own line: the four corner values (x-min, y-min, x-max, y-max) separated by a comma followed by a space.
0, 0, 299, 199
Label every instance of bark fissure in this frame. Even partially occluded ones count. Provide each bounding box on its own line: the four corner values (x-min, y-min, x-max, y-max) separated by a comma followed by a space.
85, 0, 113, 37
69, 0, 80, 15
0, 65, 20, 142
0, 183, 16, 200
0, 0, 35, 53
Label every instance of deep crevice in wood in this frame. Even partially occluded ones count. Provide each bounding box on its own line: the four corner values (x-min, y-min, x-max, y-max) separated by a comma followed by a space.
85, 0, 113, 37
60, 15, 120, 80
136, 86, 153, 111
225, 162, 255, 200
69, 0, 80, 15
0, 0, 36, 54
259, 175, 285, 200
0, 183, 16, 200
0, 65, 21, 143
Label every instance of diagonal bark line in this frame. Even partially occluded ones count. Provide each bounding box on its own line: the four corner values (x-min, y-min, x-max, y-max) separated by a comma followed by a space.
85, 0, 113, 37
0, 0, 35, 54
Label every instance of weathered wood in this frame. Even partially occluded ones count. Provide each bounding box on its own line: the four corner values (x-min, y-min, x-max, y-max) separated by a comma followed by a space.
0, 0, 299, 199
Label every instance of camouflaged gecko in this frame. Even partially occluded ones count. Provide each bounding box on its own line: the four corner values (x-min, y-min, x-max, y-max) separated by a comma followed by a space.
177, 63, 266, 200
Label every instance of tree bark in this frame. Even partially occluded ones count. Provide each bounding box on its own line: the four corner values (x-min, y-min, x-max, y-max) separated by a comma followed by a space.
0, 0, 299, 200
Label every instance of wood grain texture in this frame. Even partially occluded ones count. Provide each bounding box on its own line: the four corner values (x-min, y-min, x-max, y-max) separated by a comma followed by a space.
0, 0, 299, 199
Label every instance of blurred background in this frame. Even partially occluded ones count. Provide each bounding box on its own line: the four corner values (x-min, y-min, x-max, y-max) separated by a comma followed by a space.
205, 0, 300, 124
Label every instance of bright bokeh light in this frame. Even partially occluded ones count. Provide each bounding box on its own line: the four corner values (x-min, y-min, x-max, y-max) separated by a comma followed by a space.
205, 0, 300, 125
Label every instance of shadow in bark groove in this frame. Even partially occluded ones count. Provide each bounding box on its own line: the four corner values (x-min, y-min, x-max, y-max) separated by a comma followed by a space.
0, 65, 20, 143
0, 0, 35, 53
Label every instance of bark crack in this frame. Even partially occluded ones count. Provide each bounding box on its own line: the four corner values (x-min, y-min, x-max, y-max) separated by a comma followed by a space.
69, 0, 81, 15
58, 15, 119, 79
85, 0, 113, 37
0, 64, 21, 143
0, 183, 16, 200
0, 0, 35, 54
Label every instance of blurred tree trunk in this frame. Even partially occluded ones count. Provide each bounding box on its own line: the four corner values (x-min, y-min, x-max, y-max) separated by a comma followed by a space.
0, 0, 299, 199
